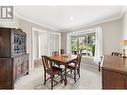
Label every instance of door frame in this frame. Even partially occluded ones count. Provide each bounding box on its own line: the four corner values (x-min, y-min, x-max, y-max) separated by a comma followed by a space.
31, 27, 46, 69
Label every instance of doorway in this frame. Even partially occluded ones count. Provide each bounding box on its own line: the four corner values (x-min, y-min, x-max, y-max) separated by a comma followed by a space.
32, 27, 61, 68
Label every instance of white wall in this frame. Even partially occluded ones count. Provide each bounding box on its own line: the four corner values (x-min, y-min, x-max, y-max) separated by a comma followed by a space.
99, 19, 123, 54
123, 12, 127, 39
122, 11, 127, 54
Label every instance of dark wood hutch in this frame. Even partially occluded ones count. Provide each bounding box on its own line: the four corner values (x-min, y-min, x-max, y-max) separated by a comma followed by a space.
0, 27, 29, 89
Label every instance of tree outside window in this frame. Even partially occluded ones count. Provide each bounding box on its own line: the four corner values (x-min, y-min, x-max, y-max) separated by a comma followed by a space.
71, 32, 95, 56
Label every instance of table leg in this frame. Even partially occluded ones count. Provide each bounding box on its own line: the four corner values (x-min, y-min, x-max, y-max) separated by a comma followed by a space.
64, 65, 67, 86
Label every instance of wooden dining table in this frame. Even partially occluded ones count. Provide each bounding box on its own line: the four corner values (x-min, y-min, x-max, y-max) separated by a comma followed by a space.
50, 54, 77, 86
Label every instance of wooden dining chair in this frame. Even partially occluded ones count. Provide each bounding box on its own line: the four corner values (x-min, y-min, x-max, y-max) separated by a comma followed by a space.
66, 54, 82, 83
60, 49, 65, 54
98, 56, 103, 71
52, 51, 59, 56
41, 56, 63, 89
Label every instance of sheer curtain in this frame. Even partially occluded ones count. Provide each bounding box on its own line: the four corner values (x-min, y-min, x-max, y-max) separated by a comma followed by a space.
94, 27, 103, 64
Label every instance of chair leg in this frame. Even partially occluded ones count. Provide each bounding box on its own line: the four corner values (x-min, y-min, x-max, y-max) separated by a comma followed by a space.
58, 64, 60, 68
74, 69, 76, 83
51, 76, 53, 89
70, 69, 72, 75
77, 68, 80, 78
44, 71, 46, 85
98, 62, 101, 72
60, 72, 63, 83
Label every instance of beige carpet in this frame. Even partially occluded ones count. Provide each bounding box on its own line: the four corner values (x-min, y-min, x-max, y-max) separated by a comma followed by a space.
14, 65, 102, 90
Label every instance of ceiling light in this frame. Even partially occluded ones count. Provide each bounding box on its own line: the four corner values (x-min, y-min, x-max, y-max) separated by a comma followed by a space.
70, 16, 74, 20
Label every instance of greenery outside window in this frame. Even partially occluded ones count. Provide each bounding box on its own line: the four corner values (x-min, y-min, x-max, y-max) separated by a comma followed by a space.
71, 32, 95, 57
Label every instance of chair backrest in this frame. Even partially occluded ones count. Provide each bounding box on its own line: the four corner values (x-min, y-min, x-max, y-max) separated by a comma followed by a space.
111, 52, 122, 56
60, 49, 65, 54
76, 54, 82, 66
72, 51, 79, 55
42, 56, 52, 74
52, 51, 59, 56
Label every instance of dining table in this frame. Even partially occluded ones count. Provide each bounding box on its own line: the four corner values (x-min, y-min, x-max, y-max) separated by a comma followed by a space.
50, 54, 77, 86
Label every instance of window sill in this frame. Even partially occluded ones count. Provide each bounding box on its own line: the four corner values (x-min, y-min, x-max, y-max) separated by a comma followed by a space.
82, 56, 94, 59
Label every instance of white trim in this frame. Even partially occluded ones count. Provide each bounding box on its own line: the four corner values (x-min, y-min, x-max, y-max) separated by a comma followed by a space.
68, 28, 97, 36
15, 12, 59, 32
32, 27, 47, 33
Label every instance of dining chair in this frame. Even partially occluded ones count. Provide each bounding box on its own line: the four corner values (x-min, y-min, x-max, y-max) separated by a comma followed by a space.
52, 51, 59, 56
66, 54, 82, 83
60, 49, 65, 54
41, 55, 63, 89
98, 56, 103, 71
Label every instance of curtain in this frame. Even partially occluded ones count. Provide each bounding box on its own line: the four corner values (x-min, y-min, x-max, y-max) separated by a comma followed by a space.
94, 27, 103, 64
67, 34, 71, 54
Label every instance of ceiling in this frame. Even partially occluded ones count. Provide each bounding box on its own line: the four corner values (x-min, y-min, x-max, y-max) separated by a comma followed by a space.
15, 6, 125, 31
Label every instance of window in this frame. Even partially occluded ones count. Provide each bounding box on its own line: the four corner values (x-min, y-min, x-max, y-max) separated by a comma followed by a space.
71, 32, 95, 57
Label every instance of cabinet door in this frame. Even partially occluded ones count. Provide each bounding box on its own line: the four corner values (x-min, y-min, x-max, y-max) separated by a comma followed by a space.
0, 28, 11, 57
0, 58, 13, 89
11, 30, 26, 57
13, 54, 29, 82
21, 55, 29, 73
102, 69, 127, 89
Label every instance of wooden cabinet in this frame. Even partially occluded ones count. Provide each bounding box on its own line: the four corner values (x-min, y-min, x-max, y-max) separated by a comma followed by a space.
102, 55, 127, 89
13, 54, 29, 81
0, 27, 29, 89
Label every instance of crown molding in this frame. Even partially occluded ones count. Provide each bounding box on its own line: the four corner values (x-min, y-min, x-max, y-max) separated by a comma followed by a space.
15, 12, 59, 32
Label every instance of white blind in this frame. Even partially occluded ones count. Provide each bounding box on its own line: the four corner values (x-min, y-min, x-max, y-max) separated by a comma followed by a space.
39, 32, 48, 57
38, 32, 61, 57
49, 32, 60, 56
